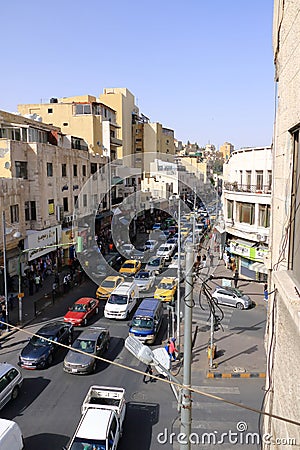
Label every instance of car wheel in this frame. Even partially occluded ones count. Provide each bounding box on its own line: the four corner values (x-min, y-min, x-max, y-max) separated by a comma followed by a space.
47, 354, 53, 367
236, 302, 244, 310
11, 386, 19, 401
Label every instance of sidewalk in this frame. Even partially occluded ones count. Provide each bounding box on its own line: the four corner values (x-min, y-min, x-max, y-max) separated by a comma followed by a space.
175, 249, 267, 379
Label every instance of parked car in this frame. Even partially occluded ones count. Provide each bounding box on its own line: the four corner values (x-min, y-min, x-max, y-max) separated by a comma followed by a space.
134, 270, 155, 291
64, 297, 100, 326
119, 259, 142, 277
0, 363, 23, 410
212, 287, 253, 309
145, 256, 165, 274
63, 327, 110, 374
154, 277, 178, 304
19, 321, 73, 369
96, 275, 124, 300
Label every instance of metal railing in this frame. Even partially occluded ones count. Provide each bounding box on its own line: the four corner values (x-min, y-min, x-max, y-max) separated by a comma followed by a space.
223, 182, 271, 194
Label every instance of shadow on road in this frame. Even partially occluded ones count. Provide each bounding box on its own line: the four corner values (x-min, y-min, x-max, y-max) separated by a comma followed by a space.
24, 432, 69, 450
1, 376, 50, 418
119, 401, 160, 450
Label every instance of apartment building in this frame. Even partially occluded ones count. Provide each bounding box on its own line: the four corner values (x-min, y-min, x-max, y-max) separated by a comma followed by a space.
0, 110, 112, 280
18, 95, 121, 160
222, 146, 272, 280
219, 141, 234, 161
263, 1, 300, 446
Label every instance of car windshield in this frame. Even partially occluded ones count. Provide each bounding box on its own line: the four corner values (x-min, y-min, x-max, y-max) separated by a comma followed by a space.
70, 304, 87, 312
71, 438, 106, 450
131, 317, 153, 329
159, 247, 169, 252
148, 259, 160, 267
109, 294, 128, 305
30, 335, 52, 346
72, 339, 96, 354
230, 288, 244, 298
159, 282, 173, 290
101, 280, 116, 288
135, 272, 149, 279
122, 263, 135, 269
123, 245, 132, 250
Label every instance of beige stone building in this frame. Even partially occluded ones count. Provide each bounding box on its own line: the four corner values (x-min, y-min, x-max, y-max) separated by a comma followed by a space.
18, 95, 122, 160
263, 1, 300, 447
219, 141, 234, 161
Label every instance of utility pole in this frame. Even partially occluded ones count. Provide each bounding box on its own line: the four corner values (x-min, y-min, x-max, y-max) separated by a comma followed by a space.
180, 243, 194, 450
209, 312, 215, 368
176, 196, 181, 353
2, 211, 9, 331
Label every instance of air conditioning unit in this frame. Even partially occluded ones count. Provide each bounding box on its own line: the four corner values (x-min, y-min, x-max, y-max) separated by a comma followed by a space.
257, 234, 267, 242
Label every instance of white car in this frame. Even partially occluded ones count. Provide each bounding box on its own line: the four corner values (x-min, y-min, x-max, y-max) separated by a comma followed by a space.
156, 244, 174, 262
169, 252, 185, 270
144, 239, 158, 252
120, 243, 135, 257
134, 270, 155, 291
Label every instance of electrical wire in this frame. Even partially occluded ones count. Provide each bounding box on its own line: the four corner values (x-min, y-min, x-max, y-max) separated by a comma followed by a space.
2, 321, 300, 427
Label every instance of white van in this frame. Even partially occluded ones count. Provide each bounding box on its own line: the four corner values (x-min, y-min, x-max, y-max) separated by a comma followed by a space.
104, 281, 138, 319
0, 419, 24, 450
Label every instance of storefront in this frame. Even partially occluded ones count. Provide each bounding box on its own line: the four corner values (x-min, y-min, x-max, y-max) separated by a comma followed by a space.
25, 226, 61, 262
230, 239, 268, 281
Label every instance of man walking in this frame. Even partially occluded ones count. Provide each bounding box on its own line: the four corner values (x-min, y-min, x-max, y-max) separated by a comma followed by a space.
233, 269, 239, 288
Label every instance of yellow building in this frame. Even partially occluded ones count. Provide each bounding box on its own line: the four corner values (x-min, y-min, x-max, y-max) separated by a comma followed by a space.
18, 95, 122, 160
219, 142, 234, 161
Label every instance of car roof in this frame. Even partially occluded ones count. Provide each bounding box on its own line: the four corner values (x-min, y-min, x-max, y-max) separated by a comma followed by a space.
37, 321, 69, 336
0, 363, 20, 377
76, 327, 108, 341
74, 297, 95, 305
102, 275, 123, 282
160, 277, 176, 283
123, 259, 139, 264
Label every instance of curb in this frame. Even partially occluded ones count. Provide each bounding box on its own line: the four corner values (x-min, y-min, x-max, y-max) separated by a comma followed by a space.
207, 372, 266, 379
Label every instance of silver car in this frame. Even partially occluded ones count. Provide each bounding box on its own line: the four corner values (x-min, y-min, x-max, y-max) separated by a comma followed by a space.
63, 327, 110, 375
145, 256, 165, 274
0, 363, 23, 410
212, 287, 253, 310
134, 270, 155, 291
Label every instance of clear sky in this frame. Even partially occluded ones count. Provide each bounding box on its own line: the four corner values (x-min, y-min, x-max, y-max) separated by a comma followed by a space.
2, 0, 274, 150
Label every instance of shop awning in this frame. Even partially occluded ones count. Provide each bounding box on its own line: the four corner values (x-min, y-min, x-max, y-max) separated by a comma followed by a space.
249, 262, 268, 274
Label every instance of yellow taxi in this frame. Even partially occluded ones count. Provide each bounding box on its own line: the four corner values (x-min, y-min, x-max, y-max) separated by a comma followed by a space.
154, 277, 178, 304
119, 259, 142, 277
96, 275, 124, 300
180, 227, 190, 237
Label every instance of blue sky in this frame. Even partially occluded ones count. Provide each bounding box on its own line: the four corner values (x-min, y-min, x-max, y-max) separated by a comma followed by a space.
2, 0, 274, 150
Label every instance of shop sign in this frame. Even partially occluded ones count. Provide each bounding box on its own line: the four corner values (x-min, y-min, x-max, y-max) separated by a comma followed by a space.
26, 226, 61, 261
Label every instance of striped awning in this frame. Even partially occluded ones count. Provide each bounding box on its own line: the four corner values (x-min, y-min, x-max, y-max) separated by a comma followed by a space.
249, 262, 268, 274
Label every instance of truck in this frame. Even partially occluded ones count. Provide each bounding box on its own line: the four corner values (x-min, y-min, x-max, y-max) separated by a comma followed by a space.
65, 385, 126, 450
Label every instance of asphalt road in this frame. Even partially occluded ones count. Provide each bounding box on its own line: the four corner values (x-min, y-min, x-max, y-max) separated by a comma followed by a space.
0, 272, 266, 450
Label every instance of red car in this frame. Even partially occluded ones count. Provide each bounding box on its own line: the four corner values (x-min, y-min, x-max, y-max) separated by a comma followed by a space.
64, 297, 100, 326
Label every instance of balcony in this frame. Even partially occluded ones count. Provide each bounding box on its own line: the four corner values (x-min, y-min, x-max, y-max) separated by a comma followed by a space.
223, 182, 271, 194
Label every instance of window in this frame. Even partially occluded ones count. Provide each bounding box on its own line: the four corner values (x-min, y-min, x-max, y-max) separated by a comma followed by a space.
74, 104, 91, 115
256, 171, 263, 191
74, 196, 78, 207
47, 162, 53, 177
0, 127, 22, 141
92, 103, 101, 115
28, 127, 47, 143
237, 202, 254, 224
25, 201, 36, 221
10, 204, 19, 223
82, 165, 86, 177
246, 171, 251, 189
48, 108, 53, 113
15, 161, 28, 179
48, 199, 54, 215
268, 171, 272, 191
62, 164, 67, 177
289, 128, 300, 275
83, 194, 87, 207
227, 200, 233, 219
63, 122, 68, 126
93, 194, 98, 208
91, 163, 97, 174
73, 164, 78, 177
63, 197, 69, 212
259, 204, 271, 227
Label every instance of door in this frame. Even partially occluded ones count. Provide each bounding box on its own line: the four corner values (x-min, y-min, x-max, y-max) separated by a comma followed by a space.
0, 372, 12, 409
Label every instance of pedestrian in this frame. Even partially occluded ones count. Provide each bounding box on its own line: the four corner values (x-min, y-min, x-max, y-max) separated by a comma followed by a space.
202, 254, 207, 268
209, 253, 214, 267
169, 337, 178, 361
223, 251, 228, 267
233, 269, 239, 288
264, 283, 268, 301
143, 364, 154, 383
34, 273, 41, 292
63, 275, 69, 293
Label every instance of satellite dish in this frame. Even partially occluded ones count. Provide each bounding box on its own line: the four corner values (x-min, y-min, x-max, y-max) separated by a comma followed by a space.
4, 162, 11, 170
